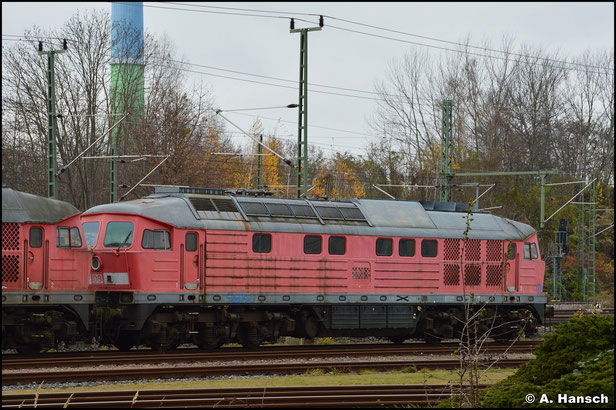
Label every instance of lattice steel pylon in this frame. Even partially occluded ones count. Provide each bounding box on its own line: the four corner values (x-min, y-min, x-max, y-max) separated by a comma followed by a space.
290, 18, 321, 198
587, 172, 597, 303
439, 100, 453, 202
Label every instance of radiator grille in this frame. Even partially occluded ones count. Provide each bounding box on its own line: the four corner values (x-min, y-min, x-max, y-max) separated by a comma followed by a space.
351, 266, 371, 280
486, 265, 504, 287
486, 240, 503, 262
2, 223, 20, 251
444, 238, 460, 261
443, 264, 460, 286
464, 239, 481, 261
2, 254, 19, 283
464, 264, 481, 286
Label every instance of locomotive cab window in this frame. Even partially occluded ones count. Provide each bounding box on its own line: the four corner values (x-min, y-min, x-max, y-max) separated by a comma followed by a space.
29, 227, 43, 248
399, 239, 415, 257
185, 232, 198, 252
376, 238, 393, 256
304, 235, 322, 254
524, 243, 538, 260
253, 234, 272, 253
104, 222, 134, 248
328, 236, 346, 255
421, 239, 438, 257
82, 221, 100, 247
142, 229, 171, 250
56, 226, 82, 248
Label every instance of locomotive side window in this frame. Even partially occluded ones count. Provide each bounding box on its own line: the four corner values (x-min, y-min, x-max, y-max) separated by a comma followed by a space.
185, 233, 198, 252
421, 239, 437, 257
104, 222, 134, 248
399, 239, 415, 257
524, 243, 538, 260
82, 221, 100, 247
70, 227, 82, 247
142, 229, 171, 250
376, 238, 393, 256
57, 227, 70, 248
253, 234, 272, 253
29, 227, 43, 248
328, 236, 346, 255
304, 235, 322, 254
507, 242, 516, 259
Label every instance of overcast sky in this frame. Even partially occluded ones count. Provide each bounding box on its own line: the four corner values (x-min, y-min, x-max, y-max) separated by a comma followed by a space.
2, 2, 614, 157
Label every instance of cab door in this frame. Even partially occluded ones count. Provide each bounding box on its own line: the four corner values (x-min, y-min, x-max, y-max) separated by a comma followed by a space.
182, 231, 201, 290
26, 226, 45, 290
505, 242, 518, 292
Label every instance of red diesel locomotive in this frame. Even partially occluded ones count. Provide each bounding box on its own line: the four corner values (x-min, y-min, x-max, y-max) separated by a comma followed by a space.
81, 186, 549, 351
2, 187, 94, 354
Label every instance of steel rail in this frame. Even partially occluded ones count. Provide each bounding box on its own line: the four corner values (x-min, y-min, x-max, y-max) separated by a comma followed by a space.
2, 384, 491, 408
2, 341, 541, 370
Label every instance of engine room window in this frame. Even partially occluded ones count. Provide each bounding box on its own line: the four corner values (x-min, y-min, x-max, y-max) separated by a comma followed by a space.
524, 243, 539, 260
253, 234, 272, 253
328, 236, 346, 255
142, 229, 171, 250
304, 235, 322, 254
421, 239, 438, 257
29, 227, 42, 248
376, 238, 393, 256
104, 222, 134, 248
82, 221, 100, 247
399, 239, 415, 257
185, 232, 198, 252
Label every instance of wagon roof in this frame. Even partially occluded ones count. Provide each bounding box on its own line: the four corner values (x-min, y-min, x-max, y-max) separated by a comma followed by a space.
2, 187, 80, 224
82, 189, 536, 240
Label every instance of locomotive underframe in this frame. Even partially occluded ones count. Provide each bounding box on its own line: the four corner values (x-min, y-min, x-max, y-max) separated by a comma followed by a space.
94, 291, 547, 351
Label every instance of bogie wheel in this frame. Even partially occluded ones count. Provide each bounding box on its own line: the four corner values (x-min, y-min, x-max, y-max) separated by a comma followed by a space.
389, 336, 407, 345
113, 331, 140, 352
16, 343, 42, 355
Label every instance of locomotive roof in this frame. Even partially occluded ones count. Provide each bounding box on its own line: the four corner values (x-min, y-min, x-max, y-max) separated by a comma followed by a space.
2, 187, 80, 224
82, 188, 537, 241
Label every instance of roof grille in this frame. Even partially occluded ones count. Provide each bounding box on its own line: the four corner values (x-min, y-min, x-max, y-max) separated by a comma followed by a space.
189, 198, 217, 212
238, 201, 269, 216
314, 206, 344, 220
265, 203, 294, 217
212, 198, 239, 213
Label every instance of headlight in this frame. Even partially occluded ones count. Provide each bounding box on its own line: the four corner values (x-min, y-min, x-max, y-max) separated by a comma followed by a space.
91, 256, 102, 271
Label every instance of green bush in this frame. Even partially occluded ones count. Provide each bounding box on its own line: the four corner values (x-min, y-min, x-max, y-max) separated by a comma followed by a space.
480, 315, 614, 408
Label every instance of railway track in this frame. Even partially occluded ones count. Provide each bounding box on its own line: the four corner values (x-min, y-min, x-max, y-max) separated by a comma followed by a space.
2, 357, 529, 385
2, 340, 541, 370
3, 384, 490, 408
547, 308, 613, 324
